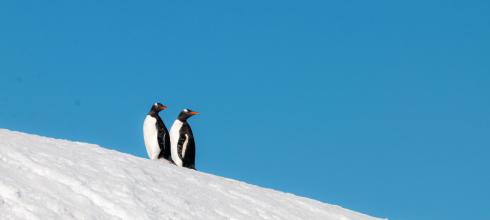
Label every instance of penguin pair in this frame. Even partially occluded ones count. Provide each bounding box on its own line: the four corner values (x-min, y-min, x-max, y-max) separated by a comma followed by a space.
143, 102, 199, 169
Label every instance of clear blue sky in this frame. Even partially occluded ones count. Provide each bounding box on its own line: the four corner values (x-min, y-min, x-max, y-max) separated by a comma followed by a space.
1, 1, 489, 219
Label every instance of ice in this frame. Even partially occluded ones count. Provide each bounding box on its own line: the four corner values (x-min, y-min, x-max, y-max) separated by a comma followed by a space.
0, 129, 385, 220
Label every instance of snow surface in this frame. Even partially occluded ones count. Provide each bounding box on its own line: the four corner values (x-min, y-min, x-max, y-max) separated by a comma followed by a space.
0, 129, 385, 220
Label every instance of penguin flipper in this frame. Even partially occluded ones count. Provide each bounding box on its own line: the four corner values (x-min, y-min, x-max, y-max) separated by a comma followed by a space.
177, 133, 186, 160
157, 133, 170, 159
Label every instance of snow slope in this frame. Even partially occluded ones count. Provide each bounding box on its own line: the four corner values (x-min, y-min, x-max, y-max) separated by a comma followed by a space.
0, 129, 384, 220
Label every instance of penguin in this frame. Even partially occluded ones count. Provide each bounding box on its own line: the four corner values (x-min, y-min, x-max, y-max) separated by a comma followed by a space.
143, 102, 172, 162
170, 109, 199, 169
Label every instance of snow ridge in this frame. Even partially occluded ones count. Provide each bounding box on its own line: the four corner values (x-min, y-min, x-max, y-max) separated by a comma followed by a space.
0, 129, 384, 220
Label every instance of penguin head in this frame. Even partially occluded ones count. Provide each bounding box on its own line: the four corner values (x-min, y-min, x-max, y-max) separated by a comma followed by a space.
178, 108, 199, 121
149, 102, 167, 115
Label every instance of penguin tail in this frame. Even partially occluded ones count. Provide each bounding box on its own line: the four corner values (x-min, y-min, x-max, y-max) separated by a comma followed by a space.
186, 165, 196, 170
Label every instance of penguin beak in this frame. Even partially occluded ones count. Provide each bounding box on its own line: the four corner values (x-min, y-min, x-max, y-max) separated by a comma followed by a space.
159, 105, 167, 110
190, 111, 199, 115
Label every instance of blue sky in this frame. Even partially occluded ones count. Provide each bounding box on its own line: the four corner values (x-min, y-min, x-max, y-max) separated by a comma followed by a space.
1, 1, 489, 219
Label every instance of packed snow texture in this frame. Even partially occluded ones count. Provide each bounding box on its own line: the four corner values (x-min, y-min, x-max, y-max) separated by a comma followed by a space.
0, 129, 384, 220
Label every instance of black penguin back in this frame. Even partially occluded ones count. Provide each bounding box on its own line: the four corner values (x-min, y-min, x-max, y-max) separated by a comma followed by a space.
155, 114, 172, 161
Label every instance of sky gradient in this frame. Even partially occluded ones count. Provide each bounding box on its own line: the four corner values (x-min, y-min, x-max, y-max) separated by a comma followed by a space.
1, 1, 489, 219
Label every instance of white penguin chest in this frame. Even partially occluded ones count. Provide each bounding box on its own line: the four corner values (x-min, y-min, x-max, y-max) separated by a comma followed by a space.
170, 120, 184, 166
143, 115, 160, 160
